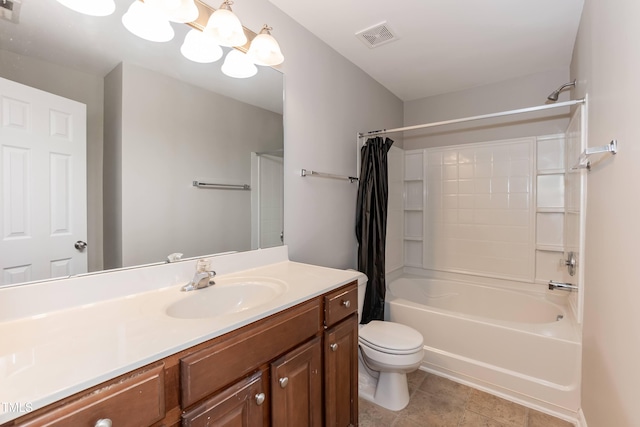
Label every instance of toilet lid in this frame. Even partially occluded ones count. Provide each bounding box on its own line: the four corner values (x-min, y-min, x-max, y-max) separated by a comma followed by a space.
359, 321, 424, 354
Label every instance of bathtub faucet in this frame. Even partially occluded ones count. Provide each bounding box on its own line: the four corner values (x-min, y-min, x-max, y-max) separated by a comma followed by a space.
548, 280, 578, 291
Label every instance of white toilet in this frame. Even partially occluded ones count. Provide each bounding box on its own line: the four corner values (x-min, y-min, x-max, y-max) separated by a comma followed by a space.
356, 274, 425, 411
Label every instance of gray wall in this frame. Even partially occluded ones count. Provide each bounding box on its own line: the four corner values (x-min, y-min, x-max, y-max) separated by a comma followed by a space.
404, 68, 571, 149
571, 0, 640, 425
0, 48, 104, 272
104, 62, 283, 268
235, 0, 405, 269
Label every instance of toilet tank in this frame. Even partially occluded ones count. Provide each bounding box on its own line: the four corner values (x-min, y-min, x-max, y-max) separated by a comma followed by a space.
354, 271, 368, 324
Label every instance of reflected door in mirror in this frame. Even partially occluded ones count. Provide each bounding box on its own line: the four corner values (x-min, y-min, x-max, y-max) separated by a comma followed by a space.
0, 77, 87, 285
251, 153, 284, 249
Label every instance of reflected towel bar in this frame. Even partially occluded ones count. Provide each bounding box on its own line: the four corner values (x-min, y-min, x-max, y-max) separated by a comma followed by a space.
300, 169, 359, 183
572, 139, 618, 171
193, 181, 251, 190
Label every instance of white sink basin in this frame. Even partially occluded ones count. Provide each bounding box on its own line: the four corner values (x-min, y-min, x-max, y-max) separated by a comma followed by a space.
166, 277, 287, 319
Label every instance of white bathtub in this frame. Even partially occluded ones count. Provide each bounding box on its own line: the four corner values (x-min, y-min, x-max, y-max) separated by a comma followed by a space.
386, 275, 581, 418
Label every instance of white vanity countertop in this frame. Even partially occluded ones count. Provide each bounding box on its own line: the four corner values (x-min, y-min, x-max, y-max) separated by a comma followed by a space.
0, 248, 362, 424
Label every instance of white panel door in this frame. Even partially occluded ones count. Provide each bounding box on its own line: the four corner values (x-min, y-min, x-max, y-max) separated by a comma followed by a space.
0, 77, 87, 285
564, 104, 587, 323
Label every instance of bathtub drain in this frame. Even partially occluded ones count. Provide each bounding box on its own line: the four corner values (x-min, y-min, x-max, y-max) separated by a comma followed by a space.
556, 314, 564, 321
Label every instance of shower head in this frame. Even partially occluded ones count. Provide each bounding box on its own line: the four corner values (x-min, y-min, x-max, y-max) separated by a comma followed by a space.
547, 80, 576, 102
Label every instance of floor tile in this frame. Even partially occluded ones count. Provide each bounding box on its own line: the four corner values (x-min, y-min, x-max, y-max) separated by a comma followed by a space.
466, 389, 527, 426
460, 410, 510, 427
392, 416, 425, 427
358, 373, 574, 427
407, 369, 428, 396
527, 409, 575, 427
419, 373, 472, 406
399, 389, 466, 426
358, 398, 398, 427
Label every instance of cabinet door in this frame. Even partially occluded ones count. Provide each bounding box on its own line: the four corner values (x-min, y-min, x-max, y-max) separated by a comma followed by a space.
270, 336, 322, 427
324, 314, 358, 427
181, 370, 266, 427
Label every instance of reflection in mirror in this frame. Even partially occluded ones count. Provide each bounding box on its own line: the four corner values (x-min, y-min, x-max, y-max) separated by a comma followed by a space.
0, 0, 284, 286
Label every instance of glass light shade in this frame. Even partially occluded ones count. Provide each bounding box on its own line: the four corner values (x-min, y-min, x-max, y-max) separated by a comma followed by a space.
247, 32, 284, 66
205, 8, 247, 47
180, 29, 223, 63
55, 0, 116, 16
221, 50, 257, 78
122, 1, 174, 43
146, 0, 199, 23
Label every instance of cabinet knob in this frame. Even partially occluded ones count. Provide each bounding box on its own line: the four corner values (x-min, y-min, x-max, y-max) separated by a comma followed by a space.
279, 377, 289, 388
95, 419, 112, 427
330, 343, 339, 352
342, 300, 351, 308
255, 392, 266, 406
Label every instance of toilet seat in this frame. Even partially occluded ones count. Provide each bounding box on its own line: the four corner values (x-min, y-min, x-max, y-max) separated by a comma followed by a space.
359, 321, 423, 355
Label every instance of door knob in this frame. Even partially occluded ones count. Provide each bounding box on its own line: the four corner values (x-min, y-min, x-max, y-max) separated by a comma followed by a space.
279, 377, 289, 388
75, 240, 88, 251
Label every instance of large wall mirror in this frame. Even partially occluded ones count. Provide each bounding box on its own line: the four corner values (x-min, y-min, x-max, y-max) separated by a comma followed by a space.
0, 0, 284, 286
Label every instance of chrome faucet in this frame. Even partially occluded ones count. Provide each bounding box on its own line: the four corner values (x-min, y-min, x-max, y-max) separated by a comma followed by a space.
181, 259, 216, 292
548, 280, 578, 291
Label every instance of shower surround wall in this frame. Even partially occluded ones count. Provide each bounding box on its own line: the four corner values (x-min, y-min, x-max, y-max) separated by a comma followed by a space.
392, 136, 569, 287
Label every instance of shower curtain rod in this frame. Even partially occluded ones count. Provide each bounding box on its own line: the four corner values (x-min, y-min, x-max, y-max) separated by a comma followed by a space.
358, 99, 585, 138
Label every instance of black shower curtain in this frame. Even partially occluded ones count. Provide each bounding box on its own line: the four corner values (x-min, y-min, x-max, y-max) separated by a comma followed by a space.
356, 136, 394, 324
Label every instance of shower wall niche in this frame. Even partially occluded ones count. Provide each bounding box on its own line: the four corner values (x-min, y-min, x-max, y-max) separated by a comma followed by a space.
395, 135, 569, 285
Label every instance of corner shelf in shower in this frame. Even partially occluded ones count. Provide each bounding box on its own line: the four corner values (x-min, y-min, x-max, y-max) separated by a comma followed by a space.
535, 136, 568, 284
536, 207, 565, 213
536, 168, 566, 175
403, 149, 427, 269
536, 244, 564, 253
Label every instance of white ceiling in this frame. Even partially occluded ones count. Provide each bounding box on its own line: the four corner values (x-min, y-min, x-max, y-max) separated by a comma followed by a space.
268, 0, 584, 101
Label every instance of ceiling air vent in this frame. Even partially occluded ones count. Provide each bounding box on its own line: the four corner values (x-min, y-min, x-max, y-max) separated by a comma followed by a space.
355, 21, 398, 49
1, 0, 21, 24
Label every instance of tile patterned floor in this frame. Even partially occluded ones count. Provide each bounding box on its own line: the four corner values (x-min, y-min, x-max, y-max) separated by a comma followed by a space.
358, 370, 575, 427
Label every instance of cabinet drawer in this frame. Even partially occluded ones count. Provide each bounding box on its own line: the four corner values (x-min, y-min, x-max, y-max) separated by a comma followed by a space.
324, 282, 357, 327
17, 363, 165, 427
181, 370, 266, 427
181, 298, 321, 408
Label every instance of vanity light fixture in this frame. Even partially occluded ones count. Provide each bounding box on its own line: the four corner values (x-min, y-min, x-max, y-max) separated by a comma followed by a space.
122, 0, 175, 42
57, 0, 284, 78
221, 49, 257, 78
247, 25, 284, 66
145, 0, 199, 23
55, 0, 116, 16
205, 1, 247, 47
181, 29, 224, 63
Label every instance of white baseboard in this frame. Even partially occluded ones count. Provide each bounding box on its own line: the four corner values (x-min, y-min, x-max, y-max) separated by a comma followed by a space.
576, 408, 588, 427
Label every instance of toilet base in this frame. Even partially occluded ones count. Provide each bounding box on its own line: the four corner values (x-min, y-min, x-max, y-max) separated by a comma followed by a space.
358, 357, 411, 411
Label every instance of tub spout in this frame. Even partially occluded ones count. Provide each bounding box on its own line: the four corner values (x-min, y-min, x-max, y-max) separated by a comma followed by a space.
548, 280, 578, 291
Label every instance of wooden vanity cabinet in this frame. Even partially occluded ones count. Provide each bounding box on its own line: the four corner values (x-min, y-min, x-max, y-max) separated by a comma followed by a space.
324, 314, 358, 427
3, 281, 359, 427
323, 285, 359, 427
